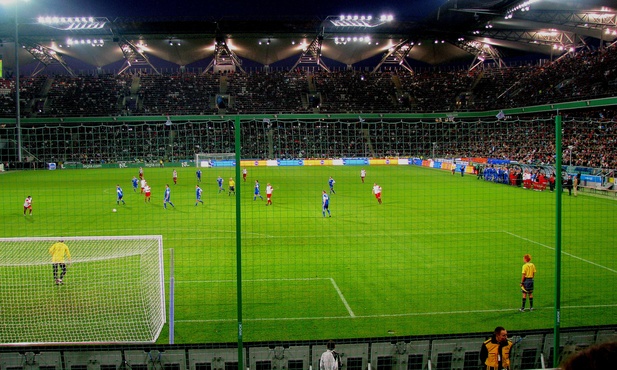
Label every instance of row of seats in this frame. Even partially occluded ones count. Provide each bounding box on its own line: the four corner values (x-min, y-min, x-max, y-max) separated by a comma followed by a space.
1, 328, 615, 370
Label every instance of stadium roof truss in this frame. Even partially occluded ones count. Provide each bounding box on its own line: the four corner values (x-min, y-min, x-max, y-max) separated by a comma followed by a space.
117, 37, 161, 75
453, 40, 506, 71
204, 36, 246, 74
372, 38, 416, 74
1, 0, 616, 74
20, 39, 76, 76
290, 33, 330, 73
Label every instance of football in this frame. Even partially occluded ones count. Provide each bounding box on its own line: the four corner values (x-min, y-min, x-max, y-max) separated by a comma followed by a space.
112, 209, 117, 212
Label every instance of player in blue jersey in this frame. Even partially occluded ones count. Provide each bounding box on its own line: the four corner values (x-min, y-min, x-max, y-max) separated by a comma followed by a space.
253, 180, 264, 201
116, 185, 126, 205
132, 176, 139, 192
163, 184, 175, 209
195, 185, 204, 206
196, 169, 202, 183
322, 190, 331, 217
217, 176, 224, 193
328, 176, 336, 194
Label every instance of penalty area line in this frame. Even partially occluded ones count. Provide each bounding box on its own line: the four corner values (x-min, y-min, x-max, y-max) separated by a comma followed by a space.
174, 277, 356, 318
330, 278, 355, 317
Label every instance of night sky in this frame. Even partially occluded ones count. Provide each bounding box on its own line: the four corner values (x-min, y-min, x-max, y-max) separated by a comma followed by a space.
8, 0, 443, 20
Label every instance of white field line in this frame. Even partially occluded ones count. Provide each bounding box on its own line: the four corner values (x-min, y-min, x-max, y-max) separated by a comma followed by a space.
503, 230, 617, 274
329, 278, 355, 317
174, 303, 617, 323
177, 277, 355, 317
172, 230, 616, 323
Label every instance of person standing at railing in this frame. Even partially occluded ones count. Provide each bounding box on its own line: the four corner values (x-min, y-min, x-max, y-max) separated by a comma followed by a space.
480, 326, 513, 370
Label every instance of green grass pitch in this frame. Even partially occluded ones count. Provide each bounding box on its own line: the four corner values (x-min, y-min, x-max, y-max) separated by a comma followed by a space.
1, 165, 616, 344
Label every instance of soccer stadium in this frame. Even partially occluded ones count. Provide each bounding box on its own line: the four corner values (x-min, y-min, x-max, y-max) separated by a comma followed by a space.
1, 0, 617, 369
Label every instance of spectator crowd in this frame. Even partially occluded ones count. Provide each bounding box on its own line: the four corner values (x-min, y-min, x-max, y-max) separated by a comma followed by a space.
1, 45, 616, 169
0, 44, 615, 118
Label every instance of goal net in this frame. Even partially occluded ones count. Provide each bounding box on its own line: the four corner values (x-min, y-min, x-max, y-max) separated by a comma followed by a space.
0, 235, 165, 345
195, 152, 236, 167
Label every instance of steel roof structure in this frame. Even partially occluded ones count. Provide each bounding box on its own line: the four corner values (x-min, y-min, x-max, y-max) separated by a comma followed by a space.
0, 0, 615, 75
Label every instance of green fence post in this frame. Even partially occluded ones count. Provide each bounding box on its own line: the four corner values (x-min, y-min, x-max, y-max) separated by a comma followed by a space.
554, 113, 562, 368
235, 115, 244, 370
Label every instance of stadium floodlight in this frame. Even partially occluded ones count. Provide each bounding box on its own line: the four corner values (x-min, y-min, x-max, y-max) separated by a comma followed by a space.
0, 236, 166, 345
38, 15, 107, 30
504, 0, 539, 18
66, 37, 105, 47
333, 35, 372, 45
328, 13, 394, 27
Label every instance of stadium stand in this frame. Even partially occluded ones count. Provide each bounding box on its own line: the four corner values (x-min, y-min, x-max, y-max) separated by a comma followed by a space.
0, 44, 615, 119
9, 109, 615, 170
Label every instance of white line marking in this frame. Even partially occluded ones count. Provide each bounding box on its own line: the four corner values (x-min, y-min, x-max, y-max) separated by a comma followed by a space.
330, 278, 355, 317
174, 303, 617, 323
503, 231, 617, 274
175, 277, 356, 317
177, 278, 329, 283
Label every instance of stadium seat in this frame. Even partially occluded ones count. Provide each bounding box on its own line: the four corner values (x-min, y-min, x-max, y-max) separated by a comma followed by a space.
370, 340, 430, 370
188, 348, 246, 370
64, 351, 122, 370
248, 345, 309, 370
542, 331, 596, 366
596, 329, 617, 344
124, 350, 186, 370
311, 343, 369, 370
429, 337, 484, 370
509, 334, 543, 370
0, 352, 62, 370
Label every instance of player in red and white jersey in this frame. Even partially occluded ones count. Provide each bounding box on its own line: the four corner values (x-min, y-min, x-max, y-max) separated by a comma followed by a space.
144, 184, 152, 203
23, 196, 33, 215
266, 183, 274, 206
372, 183, 382, 204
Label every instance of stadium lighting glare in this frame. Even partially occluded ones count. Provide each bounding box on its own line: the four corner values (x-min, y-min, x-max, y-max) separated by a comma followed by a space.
66, 37, 105, 47
590, 12, 616, 19
538, 30, 559, 37
38, 15, 107, 30
505, 0, 538, 18
328, 13, 393, 27
334, 35, 372, 45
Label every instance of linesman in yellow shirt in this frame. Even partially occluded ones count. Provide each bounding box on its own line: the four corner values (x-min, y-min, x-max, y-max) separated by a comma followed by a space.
228, 178, 236, 196
520, 254, 537, 312
49, 240, 71, 285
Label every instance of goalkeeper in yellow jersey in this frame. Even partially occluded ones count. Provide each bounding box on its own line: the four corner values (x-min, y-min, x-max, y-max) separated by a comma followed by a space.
49, 240, 71, 285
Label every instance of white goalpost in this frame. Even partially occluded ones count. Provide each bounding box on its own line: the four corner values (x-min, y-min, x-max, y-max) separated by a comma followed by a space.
195, 152, 236, 167
0, 235, 165, 345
